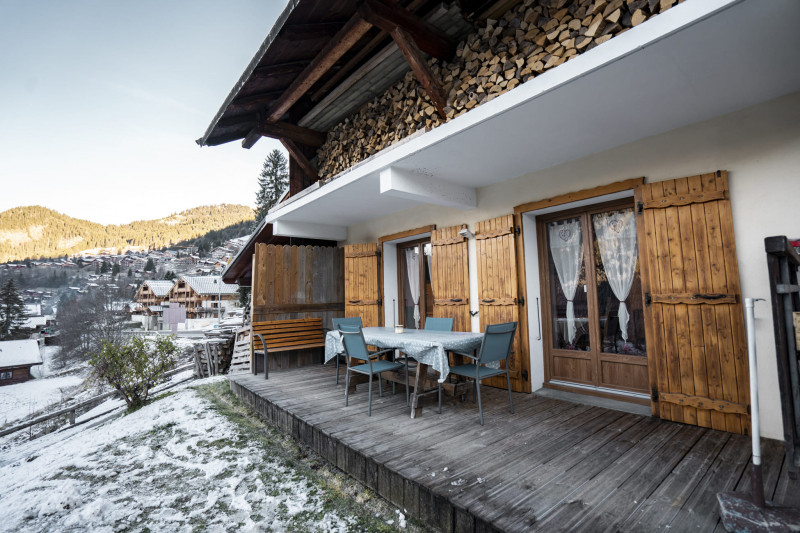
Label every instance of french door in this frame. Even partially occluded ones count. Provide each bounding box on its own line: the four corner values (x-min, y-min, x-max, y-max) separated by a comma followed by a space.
397, 239, 433, 329
538, 198, 649, 399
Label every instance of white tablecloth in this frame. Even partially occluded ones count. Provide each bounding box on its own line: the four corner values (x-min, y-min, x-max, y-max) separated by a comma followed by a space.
325, 327, 484, 383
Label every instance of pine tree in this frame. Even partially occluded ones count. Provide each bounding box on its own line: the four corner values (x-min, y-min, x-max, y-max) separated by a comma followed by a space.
0, 279, 28, 340
254, 149, 289, 227
112, 263, 121, 277
144, 258, 155, 272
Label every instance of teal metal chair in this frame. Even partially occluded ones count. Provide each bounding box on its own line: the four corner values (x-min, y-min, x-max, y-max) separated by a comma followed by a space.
331, 317, 362, 384
424, 317, 454, 331
340, 325, 408, 416
438, 321, 517, 425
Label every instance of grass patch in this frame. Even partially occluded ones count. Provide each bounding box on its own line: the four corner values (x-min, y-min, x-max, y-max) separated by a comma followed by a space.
194, 381, 421, 532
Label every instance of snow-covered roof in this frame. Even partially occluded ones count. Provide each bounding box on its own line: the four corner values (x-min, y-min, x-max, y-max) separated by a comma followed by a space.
180, 275, 239, 296
0, 340, 43, 368
142, 280, 174, 297
23, 316, 47, 328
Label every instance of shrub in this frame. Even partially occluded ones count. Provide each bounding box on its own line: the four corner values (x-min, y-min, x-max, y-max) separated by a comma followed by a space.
89, 336, 179, 409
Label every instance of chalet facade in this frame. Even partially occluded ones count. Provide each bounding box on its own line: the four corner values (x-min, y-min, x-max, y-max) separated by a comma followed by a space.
201, 0, 800, 443
166, 276, 240, 319
0, 340, 43, 386
134, 280, 174, 314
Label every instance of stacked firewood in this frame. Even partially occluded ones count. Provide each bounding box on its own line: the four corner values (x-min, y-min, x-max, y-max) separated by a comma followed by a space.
317, 0, 683, 179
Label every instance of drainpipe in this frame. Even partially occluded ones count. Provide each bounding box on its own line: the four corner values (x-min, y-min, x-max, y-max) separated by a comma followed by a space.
745, 297, 765, 508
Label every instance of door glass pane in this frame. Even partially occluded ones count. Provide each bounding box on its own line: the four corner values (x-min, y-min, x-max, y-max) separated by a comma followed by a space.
402, 245, 420, 329
591, 208, 647, 356
423, 243, 433, 318
547, 217, 590, 351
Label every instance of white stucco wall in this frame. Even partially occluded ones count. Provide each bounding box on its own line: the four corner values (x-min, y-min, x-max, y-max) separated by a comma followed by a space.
346, 91, 800, 440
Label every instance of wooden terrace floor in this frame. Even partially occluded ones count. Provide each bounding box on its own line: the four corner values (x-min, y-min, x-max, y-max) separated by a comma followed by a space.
229, 365, 798, 532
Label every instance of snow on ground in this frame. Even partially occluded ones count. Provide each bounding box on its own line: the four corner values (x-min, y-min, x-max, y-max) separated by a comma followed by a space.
0, 379, 359, 532
0, 375, 85, 426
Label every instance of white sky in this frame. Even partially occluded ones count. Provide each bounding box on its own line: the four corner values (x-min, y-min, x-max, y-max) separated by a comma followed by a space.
0, 1, 289, 225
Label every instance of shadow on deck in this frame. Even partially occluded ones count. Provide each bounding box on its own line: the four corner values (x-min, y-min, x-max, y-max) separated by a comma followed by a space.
229, 365, 798, 532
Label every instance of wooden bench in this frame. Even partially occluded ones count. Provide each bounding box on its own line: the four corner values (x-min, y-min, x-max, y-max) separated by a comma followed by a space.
250, 318, 326, 379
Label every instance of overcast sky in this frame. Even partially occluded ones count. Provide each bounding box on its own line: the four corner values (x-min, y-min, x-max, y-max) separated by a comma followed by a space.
0, 0, 289, 225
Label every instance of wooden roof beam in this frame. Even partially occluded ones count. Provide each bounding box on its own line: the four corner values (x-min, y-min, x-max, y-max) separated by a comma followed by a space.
231, 90, 284, 108
252, 60, 311, 79
267, 13, 373, 123
259, 122, 327, 148
281, 138, 319, 181
358, 0, 456, 60
391, 27, 448, 117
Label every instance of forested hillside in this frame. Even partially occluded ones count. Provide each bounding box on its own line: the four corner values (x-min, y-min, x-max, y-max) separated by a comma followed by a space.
0, 205, 254, 262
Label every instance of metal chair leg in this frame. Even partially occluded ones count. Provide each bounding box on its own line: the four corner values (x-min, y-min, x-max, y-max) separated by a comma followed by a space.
476, 379, 484, 425
336, 355, 340, 384
506, 369, 514, 414
405, 358, 410, 406
345, 367, 351, 406
368, 373, 373, 416
378, 374, 383, 397
438, 382, 442, 414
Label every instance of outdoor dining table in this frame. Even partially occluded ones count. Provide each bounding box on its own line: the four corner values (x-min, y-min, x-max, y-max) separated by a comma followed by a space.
325, 327, 485, 418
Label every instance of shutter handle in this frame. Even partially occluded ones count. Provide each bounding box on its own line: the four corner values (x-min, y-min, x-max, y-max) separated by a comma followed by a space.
450, 298, 463, 303
348, 299, 361, 304
482, 298, 495, 303
694, 293, 725, 300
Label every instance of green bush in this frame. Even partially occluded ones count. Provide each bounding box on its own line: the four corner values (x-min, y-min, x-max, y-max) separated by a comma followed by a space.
90, 336, 179, 409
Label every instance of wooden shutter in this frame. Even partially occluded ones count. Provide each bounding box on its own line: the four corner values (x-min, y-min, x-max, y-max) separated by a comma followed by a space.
344, 243, 382, 327
431, 225, 470, 332
637, 171, 749, 434
475, 215, 528, 392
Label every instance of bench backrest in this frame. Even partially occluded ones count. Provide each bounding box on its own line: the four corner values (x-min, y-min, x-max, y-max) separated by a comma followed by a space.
251, 318, 324, 351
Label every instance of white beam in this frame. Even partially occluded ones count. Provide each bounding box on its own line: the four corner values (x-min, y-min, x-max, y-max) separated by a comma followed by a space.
379, 167, 476, 209
273, 220, 347, 241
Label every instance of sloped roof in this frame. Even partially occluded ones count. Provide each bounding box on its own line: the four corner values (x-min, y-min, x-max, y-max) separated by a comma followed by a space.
143, 280, 174, 298
180, 276, 239, 296
0, 340, 43, 368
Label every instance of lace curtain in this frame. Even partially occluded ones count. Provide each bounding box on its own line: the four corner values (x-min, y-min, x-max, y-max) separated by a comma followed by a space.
548, 218, 583, 345
405, 247, 421, 328
592, 209, 638, 341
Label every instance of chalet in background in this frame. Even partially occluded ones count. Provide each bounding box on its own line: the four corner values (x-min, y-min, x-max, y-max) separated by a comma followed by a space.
198, 0, 800, 529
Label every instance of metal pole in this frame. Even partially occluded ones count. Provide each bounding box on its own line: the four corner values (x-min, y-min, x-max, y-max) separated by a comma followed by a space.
745, 297, 765, 508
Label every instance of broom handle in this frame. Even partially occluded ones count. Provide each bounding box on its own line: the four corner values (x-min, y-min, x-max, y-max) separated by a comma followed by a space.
745, 297, 765, 507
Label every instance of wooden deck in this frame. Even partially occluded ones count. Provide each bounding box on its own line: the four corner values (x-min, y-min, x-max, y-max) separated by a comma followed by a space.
229, 365, 799, 532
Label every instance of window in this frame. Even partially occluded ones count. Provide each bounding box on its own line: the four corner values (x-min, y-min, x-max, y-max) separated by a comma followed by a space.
0, 371, 12, 380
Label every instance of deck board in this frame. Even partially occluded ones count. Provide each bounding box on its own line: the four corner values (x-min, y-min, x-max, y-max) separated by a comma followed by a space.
229, 365, 798, 532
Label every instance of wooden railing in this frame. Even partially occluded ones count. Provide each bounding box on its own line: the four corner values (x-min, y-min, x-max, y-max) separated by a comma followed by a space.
765, 235, 800, 478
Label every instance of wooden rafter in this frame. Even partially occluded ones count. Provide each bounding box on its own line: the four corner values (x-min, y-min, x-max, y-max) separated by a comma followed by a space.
391, 27, 447, 117
281, 138, 319, 181
252, 60, 311, 79
358, 0, 456, 60
267, 13, 372, 123
232, 90, 284, 108
241, 121, 327, 150
242, 129, 263, 149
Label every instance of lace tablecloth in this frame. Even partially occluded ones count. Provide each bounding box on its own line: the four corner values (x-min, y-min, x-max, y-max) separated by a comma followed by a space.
325, 327, 484, 382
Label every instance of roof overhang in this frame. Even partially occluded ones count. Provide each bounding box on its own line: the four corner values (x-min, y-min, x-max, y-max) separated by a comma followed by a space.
264, 0, 800, 237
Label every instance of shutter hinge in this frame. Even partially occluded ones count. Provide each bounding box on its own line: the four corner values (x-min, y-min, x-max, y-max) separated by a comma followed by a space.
637, 201, 644, 214
378, 299, 382, 306
651, 387, 659, 402
515, 226, 521, 236
518, 297, 525, 306
645, 292, 651, 306
716, 170, 721, 178
522, 370, 529, 382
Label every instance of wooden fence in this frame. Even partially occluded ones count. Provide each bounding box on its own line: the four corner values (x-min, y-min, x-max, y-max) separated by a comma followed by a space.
251, 244, 344, 370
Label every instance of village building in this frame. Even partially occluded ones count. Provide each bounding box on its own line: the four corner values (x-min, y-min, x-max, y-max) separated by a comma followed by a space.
0, 339, 43, 386
200, 0, 800, 528
134, 279, 174, 313
166, 275, 240, 319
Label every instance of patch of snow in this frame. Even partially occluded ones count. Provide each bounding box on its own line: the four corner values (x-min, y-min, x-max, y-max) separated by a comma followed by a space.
0, 380, 357, 532
0, 375, 85, 426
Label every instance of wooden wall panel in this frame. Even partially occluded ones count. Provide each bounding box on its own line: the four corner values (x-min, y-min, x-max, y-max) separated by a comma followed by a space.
637, 171, 749, 434
431, 225, 471, 332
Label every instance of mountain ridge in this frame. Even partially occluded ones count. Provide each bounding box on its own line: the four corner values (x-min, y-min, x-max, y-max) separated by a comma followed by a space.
0, 204, 254, 262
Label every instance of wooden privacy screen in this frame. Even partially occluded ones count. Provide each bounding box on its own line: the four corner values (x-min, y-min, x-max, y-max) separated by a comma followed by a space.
251, 244, 344, 326
475, 215, 529, 392
431, 225, 471, 332
637, 171, 749, 434
344, 243, 382, 327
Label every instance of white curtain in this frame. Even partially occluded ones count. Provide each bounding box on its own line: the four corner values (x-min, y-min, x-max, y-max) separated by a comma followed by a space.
592, 209, 638, 342
405, 247, 421, 328
548, 219, 583, 344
